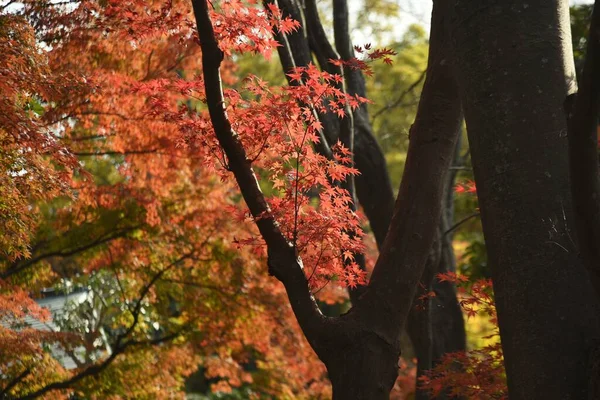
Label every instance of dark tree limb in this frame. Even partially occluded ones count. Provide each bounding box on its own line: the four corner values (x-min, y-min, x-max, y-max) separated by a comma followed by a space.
191, 0, 334, 350
326, 1, 463, 397
263, 0, 336, 157
567, 0, 600, 300
332, 0, 367, 101
428, 138, 467, 395
444, 212, 480, 236
406, 227, 440, 397
304, 0, 338, 76
408, 138, 467, 400
302, 0, 369, 304
371, 70, 427, 121
0, 369, 31, 399
354, 0, 462, 348
324, 0, 395, 249
266, 0, 371, 303
72, 149, 159, 156
1, 226, 139, 279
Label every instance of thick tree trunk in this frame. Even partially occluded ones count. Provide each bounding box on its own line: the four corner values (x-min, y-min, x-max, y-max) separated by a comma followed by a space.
567, 0, 600, 300
328, 1, 467, 391
451, 1, 600, 398
326, 334, 401, 400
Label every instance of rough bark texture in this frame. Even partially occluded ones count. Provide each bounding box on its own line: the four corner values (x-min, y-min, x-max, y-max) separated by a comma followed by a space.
451, 0, 600, 398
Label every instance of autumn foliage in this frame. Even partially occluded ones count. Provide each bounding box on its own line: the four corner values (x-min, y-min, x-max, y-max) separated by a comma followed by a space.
420, 273, 506, 399
0, 0, 511, 398
0, 0, 370, 397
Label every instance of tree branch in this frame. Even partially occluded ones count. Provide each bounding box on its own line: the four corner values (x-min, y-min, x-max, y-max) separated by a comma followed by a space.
72, 149, 159, 157
332, 0, 367, 100
371, 70, 426, 121
444, 212, 481, 236
2, 226, 139, 279
354, 0, 462, 348
10, 257, 190, 399
263, 0, 337, 155
0, 369, 31, 398
191, 0, 331, 345
321, 0, 395, 250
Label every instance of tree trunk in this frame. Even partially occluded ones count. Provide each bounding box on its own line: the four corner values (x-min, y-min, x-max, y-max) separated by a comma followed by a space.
430, 135, 467, 366
408, 154, 467, 400
451, 1, 600, 398
321, 1, 462, 397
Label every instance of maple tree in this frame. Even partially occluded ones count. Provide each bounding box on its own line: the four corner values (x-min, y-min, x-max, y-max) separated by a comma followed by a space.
0, 1, 331, 398
193, 0, 463, 397
1, 0, 600, 399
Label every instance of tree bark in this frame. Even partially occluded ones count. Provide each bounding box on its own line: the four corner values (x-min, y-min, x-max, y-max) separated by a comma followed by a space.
567, 0, 600, 301
431, 135, 467, 367
451, 0, 600, 398
407, 142, 467, 400
329, 1, 462, 396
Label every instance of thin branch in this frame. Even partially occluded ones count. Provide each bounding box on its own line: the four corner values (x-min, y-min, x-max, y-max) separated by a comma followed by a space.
46, 111, 148, 127
160, 278, 233, 297
107, 248, 131, 314
72, 149, 159, 157
0, 368, 31, 398
12, 258, 190, 400
2, 227, 139, 279
14, 327, 186, 400
64, 133, 116, 142
160, 278, 250, 309
191, 0, 331, 346
0, 0, 16, 12
444, 212, 481, 236
371, 70, 426, 121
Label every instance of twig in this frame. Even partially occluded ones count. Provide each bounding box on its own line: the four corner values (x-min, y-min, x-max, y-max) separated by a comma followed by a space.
0, 368, 31, 398
444, 212, 481, 236
371, 70, 426, 121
